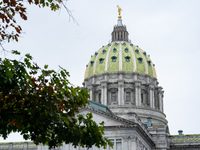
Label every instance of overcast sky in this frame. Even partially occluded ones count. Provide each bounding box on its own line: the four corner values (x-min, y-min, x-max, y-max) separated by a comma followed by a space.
1, 0, 200, 142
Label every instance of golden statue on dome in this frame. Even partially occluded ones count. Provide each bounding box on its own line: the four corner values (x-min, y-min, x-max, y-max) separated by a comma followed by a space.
117, 5, 122, 18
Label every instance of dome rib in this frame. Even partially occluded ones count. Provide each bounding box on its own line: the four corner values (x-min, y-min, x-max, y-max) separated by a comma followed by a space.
105, 43, 114, 72
108, 42, 119, 72
127, 43, 137, 72
94, 47, 104, 75
138, 47, 148, 74
84, 41, 157, 79
119, 42, 123, 71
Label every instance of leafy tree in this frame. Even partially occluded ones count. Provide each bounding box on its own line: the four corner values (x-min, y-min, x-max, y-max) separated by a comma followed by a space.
0, 0, 113, 149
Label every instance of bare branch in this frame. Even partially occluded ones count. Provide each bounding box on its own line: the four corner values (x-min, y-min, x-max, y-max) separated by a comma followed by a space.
61, 1, 79, 26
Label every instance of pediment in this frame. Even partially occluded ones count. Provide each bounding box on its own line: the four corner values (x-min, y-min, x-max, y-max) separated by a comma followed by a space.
79, 106, 137, 127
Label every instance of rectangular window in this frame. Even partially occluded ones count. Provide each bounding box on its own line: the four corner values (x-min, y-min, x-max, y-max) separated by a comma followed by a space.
108, 138, 122, 150
126, 92, 131, 101
141, 93, 144, 103
99, 93, 101, 103
111, 92, 117, 101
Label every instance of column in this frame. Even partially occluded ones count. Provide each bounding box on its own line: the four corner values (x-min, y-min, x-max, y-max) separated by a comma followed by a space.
118, 80, 124, 105
149, 85, 155, 109
87, 85, 94, 100
101, 81, 107, 105
135, 82, 141, 106
131, 138, 137, 150
23, 142, 28, 150
160, 91, 164, 112
101, 86, 103, 104
9, 143, 13, 150
158, 87, 164, 112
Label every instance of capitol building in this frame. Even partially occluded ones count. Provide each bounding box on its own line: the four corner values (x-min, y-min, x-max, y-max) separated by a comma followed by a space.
0, 7, 200, 150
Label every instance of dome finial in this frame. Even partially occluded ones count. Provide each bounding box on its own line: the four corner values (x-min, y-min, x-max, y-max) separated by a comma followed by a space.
117, 5, 122, 18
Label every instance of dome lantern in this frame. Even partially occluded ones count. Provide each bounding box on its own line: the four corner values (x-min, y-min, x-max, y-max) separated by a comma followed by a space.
112, 6, 129, 42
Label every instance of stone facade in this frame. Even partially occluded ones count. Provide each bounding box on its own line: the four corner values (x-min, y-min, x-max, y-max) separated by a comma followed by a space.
84, 71, 166, 125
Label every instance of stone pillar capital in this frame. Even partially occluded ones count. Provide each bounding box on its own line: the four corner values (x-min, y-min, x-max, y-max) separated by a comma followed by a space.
100, 80, 108, 86
149, 85, 154, 90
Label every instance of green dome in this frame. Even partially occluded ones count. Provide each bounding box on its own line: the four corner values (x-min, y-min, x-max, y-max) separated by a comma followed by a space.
84, 41, 157, 79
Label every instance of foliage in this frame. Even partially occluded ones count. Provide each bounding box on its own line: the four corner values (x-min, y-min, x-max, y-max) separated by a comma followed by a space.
0, 51, 112, 148
0, 0, 113, 149
0, 0, 76, 43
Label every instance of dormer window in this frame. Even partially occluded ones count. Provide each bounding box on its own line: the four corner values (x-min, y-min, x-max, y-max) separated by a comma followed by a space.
143, 52, 146, 56
86, 65, 88, 67
111, 56, 117, 62
90, 61, 94, 66
135, 49, 139, 54
130, 44, 133, 46
102, 49, 106, 54
125, 56, 131, 62
115, 43, 118, 45
124, 47, 128, 53
113, 48, 117, 53
108, 43, 111, 46
147, 60, 151, 66
153, 64, 155, 67
99, 58, 104, 64
123, 42, 126, 45
137, 57, 143, 63
95, 52, 98, 56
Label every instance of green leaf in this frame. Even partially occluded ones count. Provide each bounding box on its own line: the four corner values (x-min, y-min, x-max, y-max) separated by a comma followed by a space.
11, 50, 20, 55
44, 64, 48, 69
25, 53, 33, 60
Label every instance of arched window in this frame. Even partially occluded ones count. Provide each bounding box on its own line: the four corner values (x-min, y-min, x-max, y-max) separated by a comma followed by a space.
90, 61, 94, 67
102, 49, 106, 54
113, 48, 117, 53
99, 58, 104, 64
137, 57, 143, 63
135, 49, 139, 54
147, 60, 151, 66
111, 56, 117, 62
125, 56, 131, 62
124, 47, 128, 53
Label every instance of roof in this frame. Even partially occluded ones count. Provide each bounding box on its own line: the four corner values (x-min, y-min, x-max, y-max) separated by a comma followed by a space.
84, 41, 157, 79
87, 100, 113, 114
